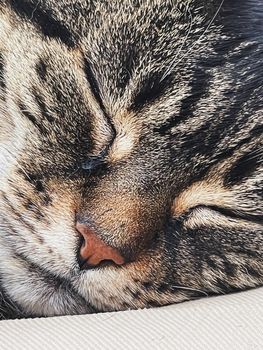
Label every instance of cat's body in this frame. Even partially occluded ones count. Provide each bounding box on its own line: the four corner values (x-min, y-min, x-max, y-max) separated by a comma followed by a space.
0, 0, 262, 319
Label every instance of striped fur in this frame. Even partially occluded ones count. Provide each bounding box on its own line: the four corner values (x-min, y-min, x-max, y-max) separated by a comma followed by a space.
0, 0, 262, 319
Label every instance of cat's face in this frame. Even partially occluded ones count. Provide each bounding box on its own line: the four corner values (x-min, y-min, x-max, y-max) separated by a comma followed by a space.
0, 0, 262, 318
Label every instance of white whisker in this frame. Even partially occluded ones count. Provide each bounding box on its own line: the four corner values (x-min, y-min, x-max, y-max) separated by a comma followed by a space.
170, 4, 194, 73
171, 285, 209, 296
161, 0, 225, 81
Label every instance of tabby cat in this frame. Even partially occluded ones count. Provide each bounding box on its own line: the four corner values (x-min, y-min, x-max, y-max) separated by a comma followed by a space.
0, 0, 262, 320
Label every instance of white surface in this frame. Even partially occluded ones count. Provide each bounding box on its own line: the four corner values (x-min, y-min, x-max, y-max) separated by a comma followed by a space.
0, 288, 262, 350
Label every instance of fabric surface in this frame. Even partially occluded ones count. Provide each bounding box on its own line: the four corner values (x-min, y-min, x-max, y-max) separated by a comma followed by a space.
0, 288, 262, 350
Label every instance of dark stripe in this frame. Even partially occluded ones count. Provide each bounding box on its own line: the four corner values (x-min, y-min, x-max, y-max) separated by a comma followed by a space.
193, 68, 263, 161
203, 205, 263, 225
10, 0, 75, 47
83, 59, 118, 147
206, 256, 237, 278
1, 192, 38, 235
130, 290, 142, 299
180, 122, 262, 180
116, 45, 136, 91
20, 89, 55, 128
0, 53, 6, 92
245, 266, 262, 279
84, 58, 107, 115
36, 58, 48, 81
153, 68, 211, 135
19, 102, 37, 124
147, 300, 161, 308
224, 149, 261, 186
18, 102, 46, 134
132, 71, 173, 111
214, 124, 263, 164
34, 180, 45, 193
156, 283, 169, 293
9, 187, 45, 220
205, 257, 218, 270
2, 218, 20, 237
13, 251, 97, 313
214, 278, 242, 294
142, 281, 153, 290
14, 251, 65, 289
33, 91, 55, 123
15, 190, 25, 199
16, 171, 51, 204
221, 258, 236, 277
24, 199, 45, 220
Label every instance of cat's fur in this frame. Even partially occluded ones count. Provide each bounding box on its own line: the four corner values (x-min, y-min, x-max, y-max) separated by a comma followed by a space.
0, 0, 262, 319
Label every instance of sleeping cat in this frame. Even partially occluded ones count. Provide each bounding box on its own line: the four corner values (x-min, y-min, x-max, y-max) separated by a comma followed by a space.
0, 0, 262, 319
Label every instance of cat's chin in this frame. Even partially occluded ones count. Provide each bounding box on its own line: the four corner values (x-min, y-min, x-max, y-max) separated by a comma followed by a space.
71, 262, 174, 314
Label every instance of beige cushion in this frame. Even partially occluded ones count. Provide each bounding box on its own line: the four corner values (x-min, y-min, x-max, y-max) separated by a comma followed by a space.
0, 288, 262, 350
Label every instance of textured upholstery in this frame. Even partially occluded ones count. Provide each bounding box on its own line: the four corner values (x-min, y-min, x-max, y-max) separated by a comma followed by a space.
0, 288, 262, 350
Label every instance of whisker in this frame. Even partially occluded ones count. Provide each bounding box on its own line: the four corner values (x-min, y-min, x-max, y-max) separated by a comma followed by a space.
171, 284, 209, 296
170, 4, 194, 71
161, 0, 225, 81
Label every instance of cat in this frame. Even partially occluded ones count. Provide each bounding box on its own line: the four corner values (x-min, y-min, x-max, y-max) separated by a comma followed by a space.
0, 0, 262, 320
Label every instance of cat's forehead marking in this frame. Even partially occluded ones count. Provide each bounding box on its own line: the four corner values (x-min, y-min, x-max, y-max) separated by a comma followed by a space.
107, 112, 142, 163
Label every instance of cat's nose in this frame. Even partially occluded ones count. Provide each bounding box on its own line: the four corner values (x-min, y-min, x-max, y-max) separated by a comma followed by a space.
76, 222, 125, 269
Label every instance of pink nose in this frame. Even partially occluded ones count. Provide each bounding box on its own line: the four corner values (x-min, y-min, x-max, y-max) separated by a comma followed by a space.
76, 222, 125, 268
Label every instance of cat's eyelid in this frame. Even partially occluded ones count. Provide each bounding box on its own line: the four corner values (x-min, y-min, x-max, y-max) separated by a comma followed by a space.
183, 206, 262, 230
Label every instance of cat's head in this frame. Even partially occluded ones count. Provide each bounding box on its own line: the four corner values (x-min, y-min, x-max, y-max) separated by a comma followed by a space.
0, 0, 262, 317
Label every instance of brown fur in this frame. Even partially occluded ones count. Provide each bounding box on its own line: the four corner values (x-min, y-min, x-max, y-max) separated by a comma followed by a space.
0, 0, 262, 319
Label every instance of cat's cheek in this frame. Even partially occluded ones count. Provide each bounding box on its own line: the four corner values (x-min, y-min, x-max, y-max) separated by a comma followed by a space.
0, 183, 78, 279
0, 243, 91, 316
0, 109, 38, 185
